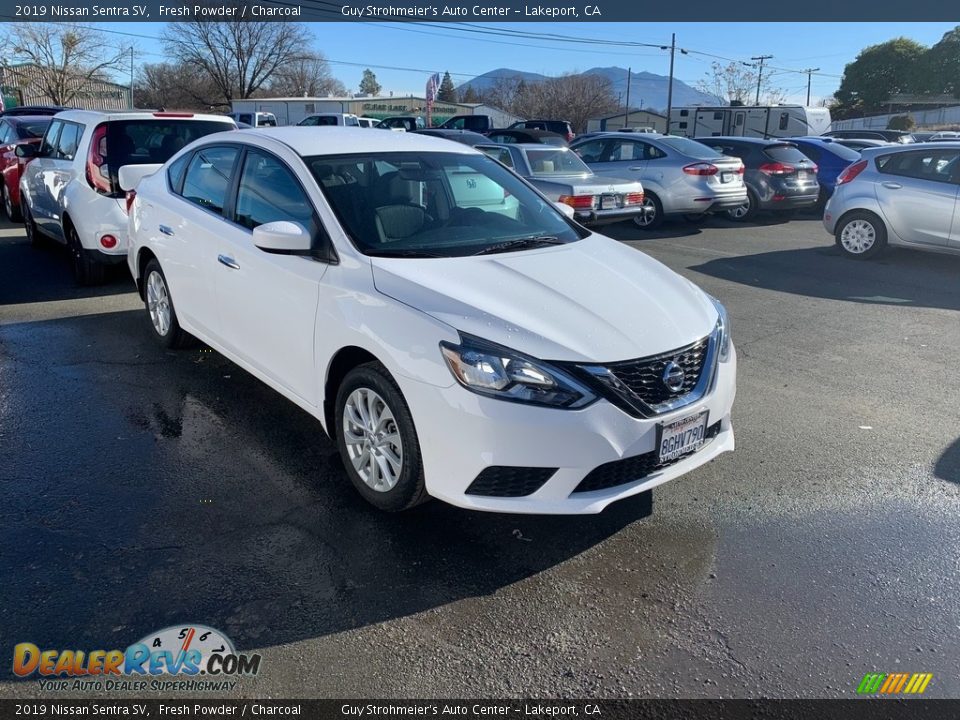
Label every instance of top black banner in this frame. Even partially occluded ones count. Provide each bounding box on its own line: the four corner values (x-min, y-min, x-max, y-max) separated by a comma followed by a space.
0, 0, 957, 22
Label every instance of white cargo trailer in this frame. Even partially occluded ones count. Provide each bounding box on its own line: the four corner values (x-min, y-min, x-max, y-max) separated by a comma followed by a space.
669, 105, 831, 139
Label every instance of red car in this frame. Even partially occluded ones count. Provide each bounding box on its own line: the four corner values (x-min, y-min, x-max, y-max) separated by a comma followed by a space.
1, 115, 52, 222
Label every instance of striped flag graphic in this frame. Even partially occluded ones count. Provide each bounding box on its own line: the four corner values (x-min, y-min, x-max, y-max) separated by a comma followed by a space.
857, 673, 932, 695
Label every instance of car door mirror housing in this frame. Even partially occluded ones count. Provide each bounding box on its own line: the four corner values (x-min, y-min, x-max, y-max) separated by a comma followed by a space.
252, 221, 313, 254
15, 144, 37, 159
552, 201, 576, 219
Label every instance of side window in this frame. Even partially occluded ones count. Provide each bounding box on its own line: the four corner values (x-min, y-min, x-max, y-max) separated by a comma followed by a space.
680, 109, 689, 117
39, 120, 64, 157
0, 122, 12, 145
234, 150, 315, 230
678, 121, 688, 130
179, 145, 239, 215
878, 150, 960, 184
610, 141, 643, 161
239, 114, 252, 125
447, 118, 465, 130
643, 143, 667, 160
713, 111, 723, 121
55, 122, 83, 161
480, 147, 513, 168
300, 116, 318, 126
573, 139, 608, 163
166, 152, 191, 193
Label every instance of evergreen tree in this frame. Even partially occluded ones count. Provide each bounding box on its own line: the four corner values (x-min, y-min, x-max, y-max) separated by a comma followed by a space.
438, 71, 457, 102
359, 69, 381, 96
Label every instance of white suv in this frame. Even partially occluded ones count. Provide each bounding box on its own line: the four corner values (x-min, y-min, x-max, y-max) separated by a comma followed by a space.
19, 110, 236, 284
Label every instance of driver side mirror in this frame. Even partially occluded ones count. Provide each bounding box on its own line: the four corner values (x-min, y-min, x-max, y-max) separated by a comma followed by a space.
15, 144, 38, 159
552, 201, 576, 219
253, 221, 313, 254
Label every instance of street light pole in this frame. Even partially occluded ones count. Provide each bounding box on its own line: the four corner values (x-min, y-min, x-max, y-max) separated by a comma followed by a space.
752, 55, 773, 105
665, 33, 676, 134
623, 67, 631, 129
803, 67, 820, 106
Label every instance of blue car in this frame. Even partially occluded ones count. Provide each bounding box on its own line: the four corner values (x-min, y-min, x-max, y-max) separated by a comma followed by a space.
788, 137, 861, 208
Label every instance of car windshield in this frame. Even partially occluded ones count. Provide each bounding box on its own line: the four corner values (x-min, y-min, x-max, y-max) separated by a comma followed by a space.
308, 151, 584, 258
522, 148, 591, 175
17, 121, 51, 139
658, 136, 724, 159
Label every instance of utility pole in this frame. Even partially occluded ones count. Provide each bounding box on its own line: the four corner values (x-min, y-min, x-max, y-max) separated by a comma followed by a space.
803, 67, 819, 106
623, 67, 631, 129
129, 46, 134, 108
751, 55, 773, 105
665, 33, 676, 134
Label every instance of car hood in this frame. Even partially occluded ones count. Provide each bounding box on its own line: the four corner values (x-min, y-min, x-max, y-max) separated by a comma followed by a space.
370, 234, 717, 363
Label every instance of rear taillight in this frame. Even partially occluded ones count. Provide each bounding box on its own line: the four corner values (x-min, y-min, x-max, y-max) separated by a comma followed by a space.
624, 192, 645, 205
559, 194, 596, 210
683, 163, 719, 176
125, 189, 136, 215
85, 123, 111, 194
836, 160, 868, 186
737, 164, 745, 175
566, 131, 575, 142
758, 162, 795, 175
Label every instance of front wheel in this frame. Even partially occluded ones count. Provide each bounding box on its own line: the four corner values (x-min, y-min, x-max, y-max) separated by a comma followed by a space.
632, 192, 664, 230
835, 212, 887, 259
336, 362, 429, 512
727, 189, 758, 222
2, 182, 21, 222
143, 259, 191, 348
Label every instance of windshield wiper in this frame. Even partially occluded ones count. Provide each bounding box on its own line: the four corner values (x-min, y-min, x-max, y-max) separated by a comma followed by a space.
472, 236, 564, 256
366, 249, 443, 258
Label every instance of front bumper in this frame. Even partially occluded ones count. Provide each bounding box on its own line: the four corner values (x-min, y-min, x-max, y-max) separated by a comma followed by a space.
399, 344, 737, 514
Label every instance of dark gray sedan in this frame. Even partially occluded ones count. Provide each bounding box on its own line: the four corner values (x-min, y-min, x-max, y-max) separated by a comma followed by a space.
477, 143, 646, 226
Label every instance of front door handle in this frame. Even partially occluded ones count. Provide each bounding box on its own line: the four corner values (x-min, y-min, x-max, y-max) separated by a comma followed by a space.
218, 254, 240, 270
628, 166, 645, 171
158, 224, 174, 236
881, 182, 902, 190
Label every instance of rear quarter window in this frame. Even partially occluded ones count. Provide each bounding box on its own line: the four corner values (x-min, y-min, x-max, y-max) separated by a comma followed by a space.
826, 143, 861, 162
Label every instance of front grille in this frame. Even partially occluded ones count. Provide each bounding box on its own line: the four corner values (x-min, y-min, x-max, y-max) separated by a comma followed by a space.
465, 466, 557, 497
571, 422, 721, 494
606, 337, 709, 406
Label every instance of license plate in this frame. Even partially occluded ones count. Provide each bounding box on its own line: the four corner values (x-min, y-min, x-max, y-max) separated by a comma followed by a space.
600, 194, 617, 210
798, 171, 809, 181
656, 411, 709, 464
721, 172, 733, 183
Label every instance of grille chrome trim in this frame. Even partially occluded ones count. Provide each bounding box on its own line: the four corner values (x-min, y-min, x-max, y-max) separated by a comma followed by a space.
573, 326, 720, 418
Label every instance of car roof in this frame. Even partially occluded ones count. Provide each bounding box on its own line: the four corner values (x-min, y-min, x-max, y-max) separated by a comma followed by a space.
491, 128, 564, 137
229, 126, 479, 156
53, 109, 235, 123
3, 115, 53, 124
859, 141, 960, 157
696, 136, 795, 145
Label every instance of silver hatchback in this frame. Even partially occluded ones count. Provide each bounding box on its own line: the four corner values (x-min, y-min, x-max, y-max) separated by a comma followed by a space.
569, 133, 746, 229
823, 143, 960, 259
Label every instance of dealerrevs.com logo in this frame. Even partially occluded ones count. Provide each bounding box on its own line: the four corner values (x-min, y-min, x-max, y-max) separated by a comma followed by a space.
13, 624, 261, 692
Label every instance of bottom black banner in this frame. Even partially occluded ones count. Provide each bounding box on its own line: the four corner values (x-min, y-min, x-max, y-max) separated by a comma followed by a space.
1, 699, 960, 720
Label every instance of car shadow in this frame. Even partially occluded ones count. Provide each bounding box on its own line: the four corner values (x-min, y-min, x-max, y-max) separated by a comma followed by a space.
0, 226, 133, 306
603, 219, 703, 242
691, 245, 960, 312
935, 437, 960, 484
0, 310, 652, 671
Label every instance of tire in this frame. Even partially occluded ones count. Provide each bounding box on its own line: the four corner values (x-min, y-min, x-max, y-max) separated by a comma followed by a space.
835, 211, 887, 260
335, 362, 429, 512
143, 259, 191, 348
632, 192, 664, 230
727, 189, 758, 222
2, 182, 21, 223
66, 224, 106, 286
22, 199, 45, 248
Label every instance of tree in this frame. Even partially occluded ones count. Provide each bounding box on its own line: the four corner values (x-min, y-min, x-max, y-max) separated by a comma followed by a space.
461, 85, 480, 104
0, 23, 128, 106
438, 72, 457, 103
696, 61, 785, 105
162, 19, 313, 105
887, 114, 915, 130
359, 69, 381, 96
267, 53, 346, 98
134, 61, 224, 111
833, 38, 926, 117
921, 27, 960, 96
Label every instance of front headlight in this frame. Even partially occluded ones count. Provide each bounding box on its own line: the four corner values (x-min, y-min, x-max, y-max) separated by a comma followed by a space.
708, 295, 732, 362
440, 334, 596, 409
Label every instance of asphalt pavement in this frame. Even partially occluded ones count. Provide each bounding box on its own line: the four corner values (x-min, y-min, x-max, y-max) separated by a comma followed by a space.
1, 212, 959, 699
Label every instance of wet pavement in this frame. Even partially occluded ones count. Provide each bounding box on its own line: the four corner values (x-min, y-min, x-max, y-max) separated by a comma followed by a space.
1, 213, 959, 698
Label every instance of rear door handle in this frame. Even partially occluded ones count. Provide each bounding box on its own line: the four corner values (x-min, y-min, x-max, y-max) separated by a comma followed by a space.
881, 182, 902, 190
218, 254, 240, 270
159, 225, 174, 236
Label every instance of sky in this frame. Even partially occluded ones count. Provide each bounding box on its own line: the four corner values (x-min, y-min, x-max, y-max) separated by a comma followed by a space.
78, 21, 958, 106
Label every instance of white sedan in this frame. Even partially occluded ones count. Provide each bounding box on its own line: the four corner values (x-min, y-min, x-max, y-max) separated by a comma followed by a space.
123, 128, 736, 513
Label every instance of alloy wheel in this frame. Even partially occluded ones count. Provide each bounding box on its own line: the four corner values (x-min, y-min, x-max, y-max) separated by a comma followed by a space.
840, 219, 876, 254
729, 198, 751, 220
341, 387, 404, 493
633, 198, 657, 227
146, 271, 172, 337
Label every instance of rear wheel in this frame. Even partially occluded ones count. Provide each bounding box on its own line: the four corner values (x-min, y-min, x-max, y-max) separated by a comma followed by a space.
336, 362, 429, 512
67, 225, 106, 286
633, 192, 664, 230
2, 182, 21, 222
143, 259, 191, 348
835, 212, 887, 259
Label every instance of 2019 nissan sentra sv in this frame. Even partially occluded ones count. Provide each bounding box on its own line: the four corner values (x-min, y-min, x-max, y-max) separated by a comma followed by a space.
123, 128, 736, 513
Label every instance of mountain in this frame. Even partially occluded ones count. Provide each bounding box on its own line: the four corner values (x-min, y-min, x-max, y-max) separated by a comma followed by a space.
457, 66, 722, 112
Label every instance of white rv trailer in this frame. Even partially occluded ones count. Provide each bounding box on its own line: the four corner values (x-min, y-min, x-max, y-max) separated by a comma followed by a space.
669, 105, 832, 139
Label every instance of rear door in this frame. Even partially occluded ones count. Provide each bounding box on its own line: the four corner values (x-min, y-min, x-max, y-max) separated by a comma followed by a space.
874, 148, 960, 247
